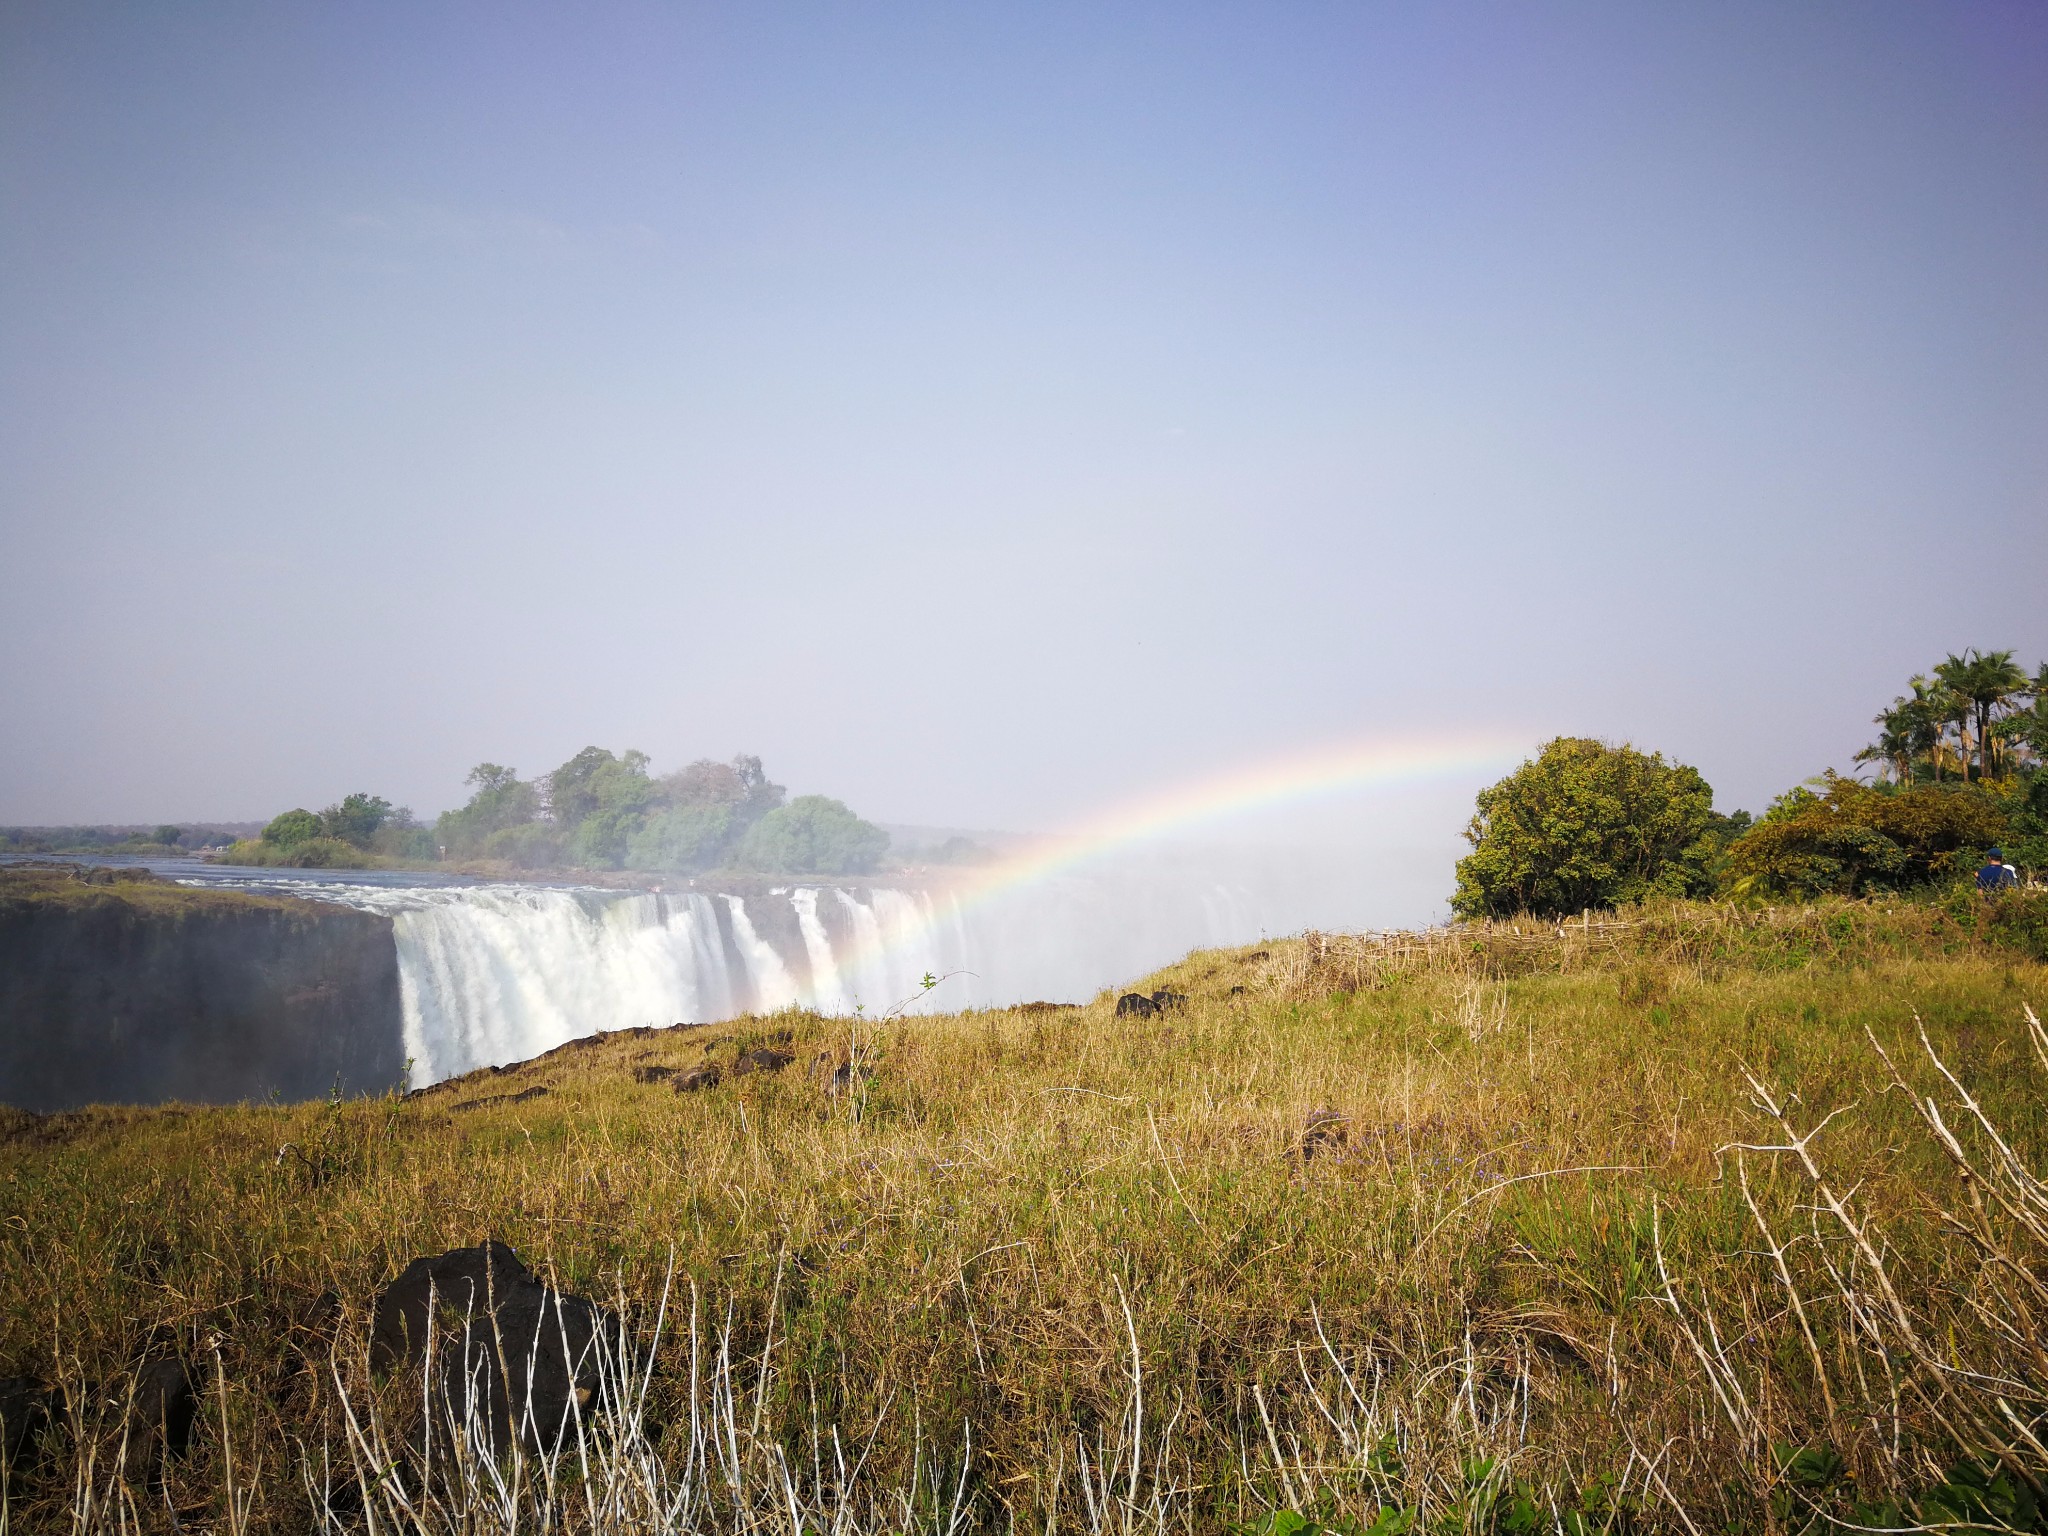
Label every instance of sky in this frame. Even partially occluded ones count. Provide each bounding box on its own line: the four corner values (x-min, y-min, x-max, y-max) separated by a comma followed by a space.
3, 3, 2045, 874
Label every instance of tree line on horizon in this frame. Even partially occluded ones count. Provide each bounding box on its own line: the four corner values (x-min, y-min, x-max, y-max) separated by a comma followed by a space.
235, 749, 895, 877
1455, 648, 2048, 919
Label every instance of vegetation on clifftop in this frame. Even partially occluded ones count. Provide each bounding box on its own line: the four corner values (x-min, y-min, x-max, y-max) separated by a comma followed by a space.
1457, 648, 2048, 919
1, 900, 2044, 1531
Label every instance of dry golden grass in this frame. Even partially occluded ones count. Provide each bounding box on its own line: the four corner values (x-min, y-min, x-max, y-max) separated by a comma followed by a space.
2, 898, 2046, 1532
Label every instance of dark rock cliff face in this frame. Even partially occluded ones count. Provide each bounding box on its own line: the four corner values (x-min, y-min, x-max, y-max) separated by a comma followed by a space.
0, 871, 405, 1111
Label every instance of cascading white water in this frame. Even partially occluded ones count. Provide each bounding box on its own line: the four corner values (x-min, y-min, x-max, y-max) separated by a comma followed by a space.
720, 894, 802, 1013
178, 866, 1267, 1088
788, 889, 847, 1014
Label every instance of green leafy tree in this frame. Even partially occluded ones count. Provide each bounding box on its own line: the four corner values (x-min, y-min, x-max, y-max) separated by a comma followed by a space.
435, 764, 542, 856
543, 748, 645, 829
1452, 738, 1726, 918
736, 795, 889, 875
262, 808, 323, 849
152, 825, 182, 847
319, 793, 393, 849
629, 754, 786, 871
626, 804, 736, 872
552, 750, 655, 868
1722, 774, 2007, 899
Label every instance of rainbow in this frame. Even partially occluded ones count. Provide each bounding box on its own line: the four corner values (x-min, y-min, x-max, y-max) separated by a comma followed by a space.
852, 731, 1530, 991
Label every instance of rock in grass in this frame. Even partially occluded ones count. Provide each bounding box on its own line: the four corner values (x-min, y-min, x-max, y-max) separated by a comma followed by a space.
1150, 989, 1188, 1012
731, 1047, 795, 1077
0, 1375, 57, 1476
1115, 993, 1158, 1019
632, 1064, 675, 1083
673, 1063, 722, 1092
1301, 1108, 1348, 1161
371, 1241, 621, 1458
371, 1240, 533, 1372
440, 1285, 617, 1458
111, 1359, 197, 1478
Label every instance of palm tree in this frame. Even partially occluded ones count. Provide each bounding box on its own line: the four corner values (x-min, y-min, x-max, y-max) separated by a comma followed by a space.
1858, 698, 1917, 783
1934, 649, 2030, 780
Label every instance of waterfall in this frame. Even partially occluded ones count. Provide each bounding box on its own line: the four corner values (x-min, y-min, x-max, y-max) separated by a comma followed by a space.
722, 895, 800, 1014
179, 868, 1268, 1089
789, 889, 847, 1014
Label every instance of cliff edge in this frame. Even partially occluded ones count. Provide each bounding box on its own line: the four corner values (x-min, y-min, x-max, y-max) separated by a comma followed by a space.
0, 867, 404, 1111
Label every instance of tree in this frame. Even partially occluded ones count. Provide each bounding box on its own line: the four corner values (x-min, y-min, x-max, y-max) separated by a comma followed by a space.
435, 765, 542, 856
152, 825, 182, 847
1998, 662, 2048, 773
320, 793, 393, 849
1858, 676, 1945, 784
1452, 738, 1726, 918
626, 804, 735, 872
735, 796, 889, 875
634, 755, 787, 872
1722, 774, 2006, 898
262, 808, 323, 849
1933, 649, 2030, 781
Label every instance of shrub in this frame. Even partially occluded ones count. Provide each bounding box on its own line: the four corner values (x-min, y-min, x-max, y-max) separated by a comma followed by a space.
272, 836, 370, 869
1723, 775, 2007, 899
1453, 738, 1730, 918
218, 835, 371, 869
261, 808, 322, 849
480, 823, 563, 869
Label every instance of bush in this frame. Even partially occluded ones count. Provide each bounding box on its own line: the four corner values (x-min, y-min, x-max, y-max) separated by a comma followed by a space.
480, 824, 563, 869
1453, 738, 1729, 918
736, 796, 889, 875
218, 836, 371, 869
1724, 775, 2007, 899
262, 808, 323, 849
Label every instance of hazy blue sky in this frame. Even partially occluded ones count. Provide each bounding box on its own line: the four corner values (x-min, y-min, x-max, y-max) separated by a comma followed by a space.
3, 2, 2044, 846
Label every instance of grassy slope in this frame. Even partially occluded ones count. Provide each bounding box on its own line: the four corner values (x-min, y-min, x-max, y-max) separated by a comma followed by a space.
2, 899, 2046, 1531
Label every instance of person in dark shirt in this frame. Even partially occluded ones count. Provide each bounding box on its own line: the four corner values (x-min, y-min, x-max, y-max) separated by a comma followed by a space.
1977, 847, 2017, 894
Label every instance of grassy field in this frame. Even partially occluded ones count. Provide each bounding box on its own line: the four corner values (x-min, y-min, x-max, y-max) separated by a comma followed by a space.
3, 897, 2047, 1533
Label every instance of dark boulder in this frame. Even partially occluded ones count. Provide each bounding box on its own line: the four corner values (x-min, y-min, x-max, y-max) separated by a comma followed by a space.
632, 1064, 675, 1083
1150, 990, 1188, 1013
0, 1375, 56, 1476
371, 1241, 621, 1459
439, 1286, 617, 1459
1114, 993, 1158, 1019
731, 1047, 795, 1077
112, 1359, 197, 1478
673, 1063, 722, 1092
371, 1240, 533, 1372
